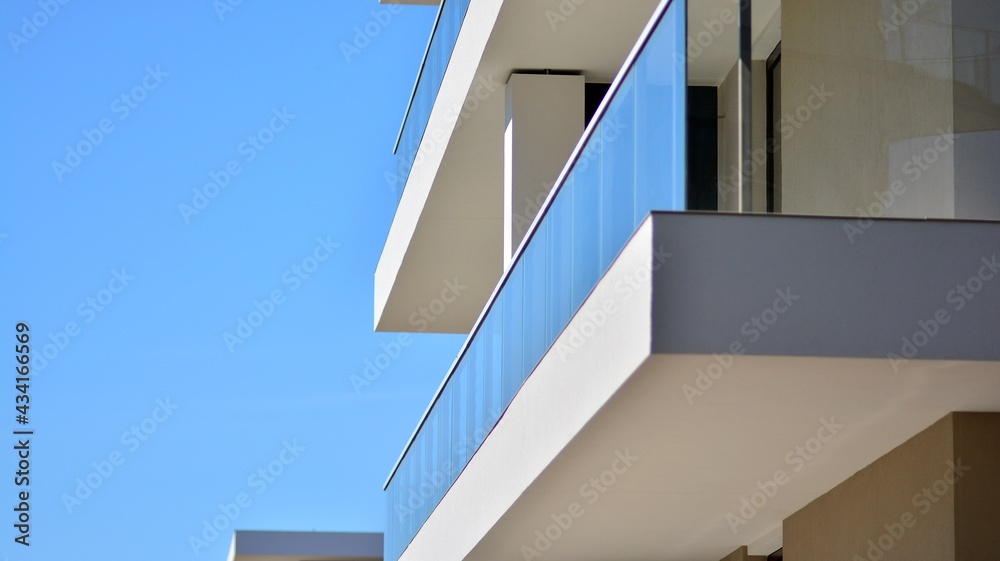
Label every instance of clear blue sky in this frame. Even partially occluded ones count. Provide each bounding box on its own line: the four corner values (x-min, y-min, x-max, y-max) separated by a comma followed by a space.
0, 2, 461, 559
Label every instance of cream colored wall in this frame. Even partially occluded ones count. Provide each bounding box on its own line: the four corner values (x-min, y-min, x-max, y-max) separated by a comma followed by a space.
781, 0, 956, 218
784, 413, 1000, 560
784, 414, 957, 561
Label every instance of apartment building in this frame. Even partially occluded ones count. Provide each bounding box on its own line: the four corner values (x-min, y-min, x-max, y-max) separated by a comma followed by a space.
376, 0, 1000, 559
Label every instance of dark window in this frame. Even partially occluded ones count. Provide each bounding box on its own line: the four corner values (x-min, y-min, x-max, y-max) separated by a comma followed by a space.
766, 43, 782, 213
584, 83, 612, 126
687, 86, 720, 211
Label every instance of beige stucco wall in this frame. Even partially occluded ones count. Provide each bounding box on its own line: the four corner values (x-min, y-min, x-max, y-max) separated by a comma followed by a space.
785, 413, 1000, 560
785, 414, 956, 561
781, 0, 956, 218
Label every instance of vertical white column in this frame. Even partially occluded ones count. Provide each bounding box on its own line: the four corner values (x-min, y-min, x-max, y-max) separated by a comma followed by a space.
504, 73, 585, 266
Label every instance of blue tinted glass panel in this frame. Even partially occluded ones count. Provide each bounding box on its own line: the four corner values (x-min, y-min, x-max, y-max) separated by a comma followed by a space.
386, 3, 687, 559
635, 1, 686, 220
546, 186, 573, 342
522, 220, 548, 372
394, 0, 474, 199
483, 298, 503, 422
451, 362, 468, 469
465, 338, 484, 450
571, 125, 602, 310
501, 262, 523, 406
601, 71, 637, 271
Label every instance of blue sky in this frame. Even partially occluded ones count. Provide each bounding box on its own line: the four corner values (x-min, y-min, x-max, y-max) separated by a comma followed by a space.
0, 1, 461, 559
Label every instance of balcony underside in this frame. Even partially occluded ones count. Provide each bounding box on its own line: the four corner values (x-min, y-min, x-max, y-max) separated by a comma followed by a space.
375, 0, 660, 333
397, 212, 1000, 561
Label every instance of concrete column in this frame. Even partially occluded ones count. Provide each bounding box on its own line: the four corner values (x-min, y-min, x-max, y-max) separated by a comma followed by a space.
504, 73, 585, 266
718, 60, 768, 213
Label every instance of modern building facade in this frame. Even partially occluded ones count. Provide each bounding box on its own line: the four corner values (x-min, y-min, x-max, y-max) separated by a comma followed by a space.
376, 0, 1000, 559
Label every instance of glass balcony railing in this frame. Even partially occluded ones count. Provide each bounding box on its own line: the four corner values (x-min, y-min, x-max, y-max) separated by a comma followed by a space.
389, 0, 473, 199
383, 0, 686, 559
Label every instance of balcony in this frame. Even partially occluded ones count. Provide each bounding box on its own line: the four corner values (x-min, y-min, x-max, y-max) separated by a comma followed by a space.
390, 0, 473, 199
383, 1, 687, 559
381, 0, 1000, 558
374, 0, 660, 334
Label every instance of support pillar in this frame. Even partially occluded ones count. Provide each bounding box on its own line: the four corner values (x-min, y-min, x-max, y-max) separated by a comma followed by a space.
504, 73, 585, 265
